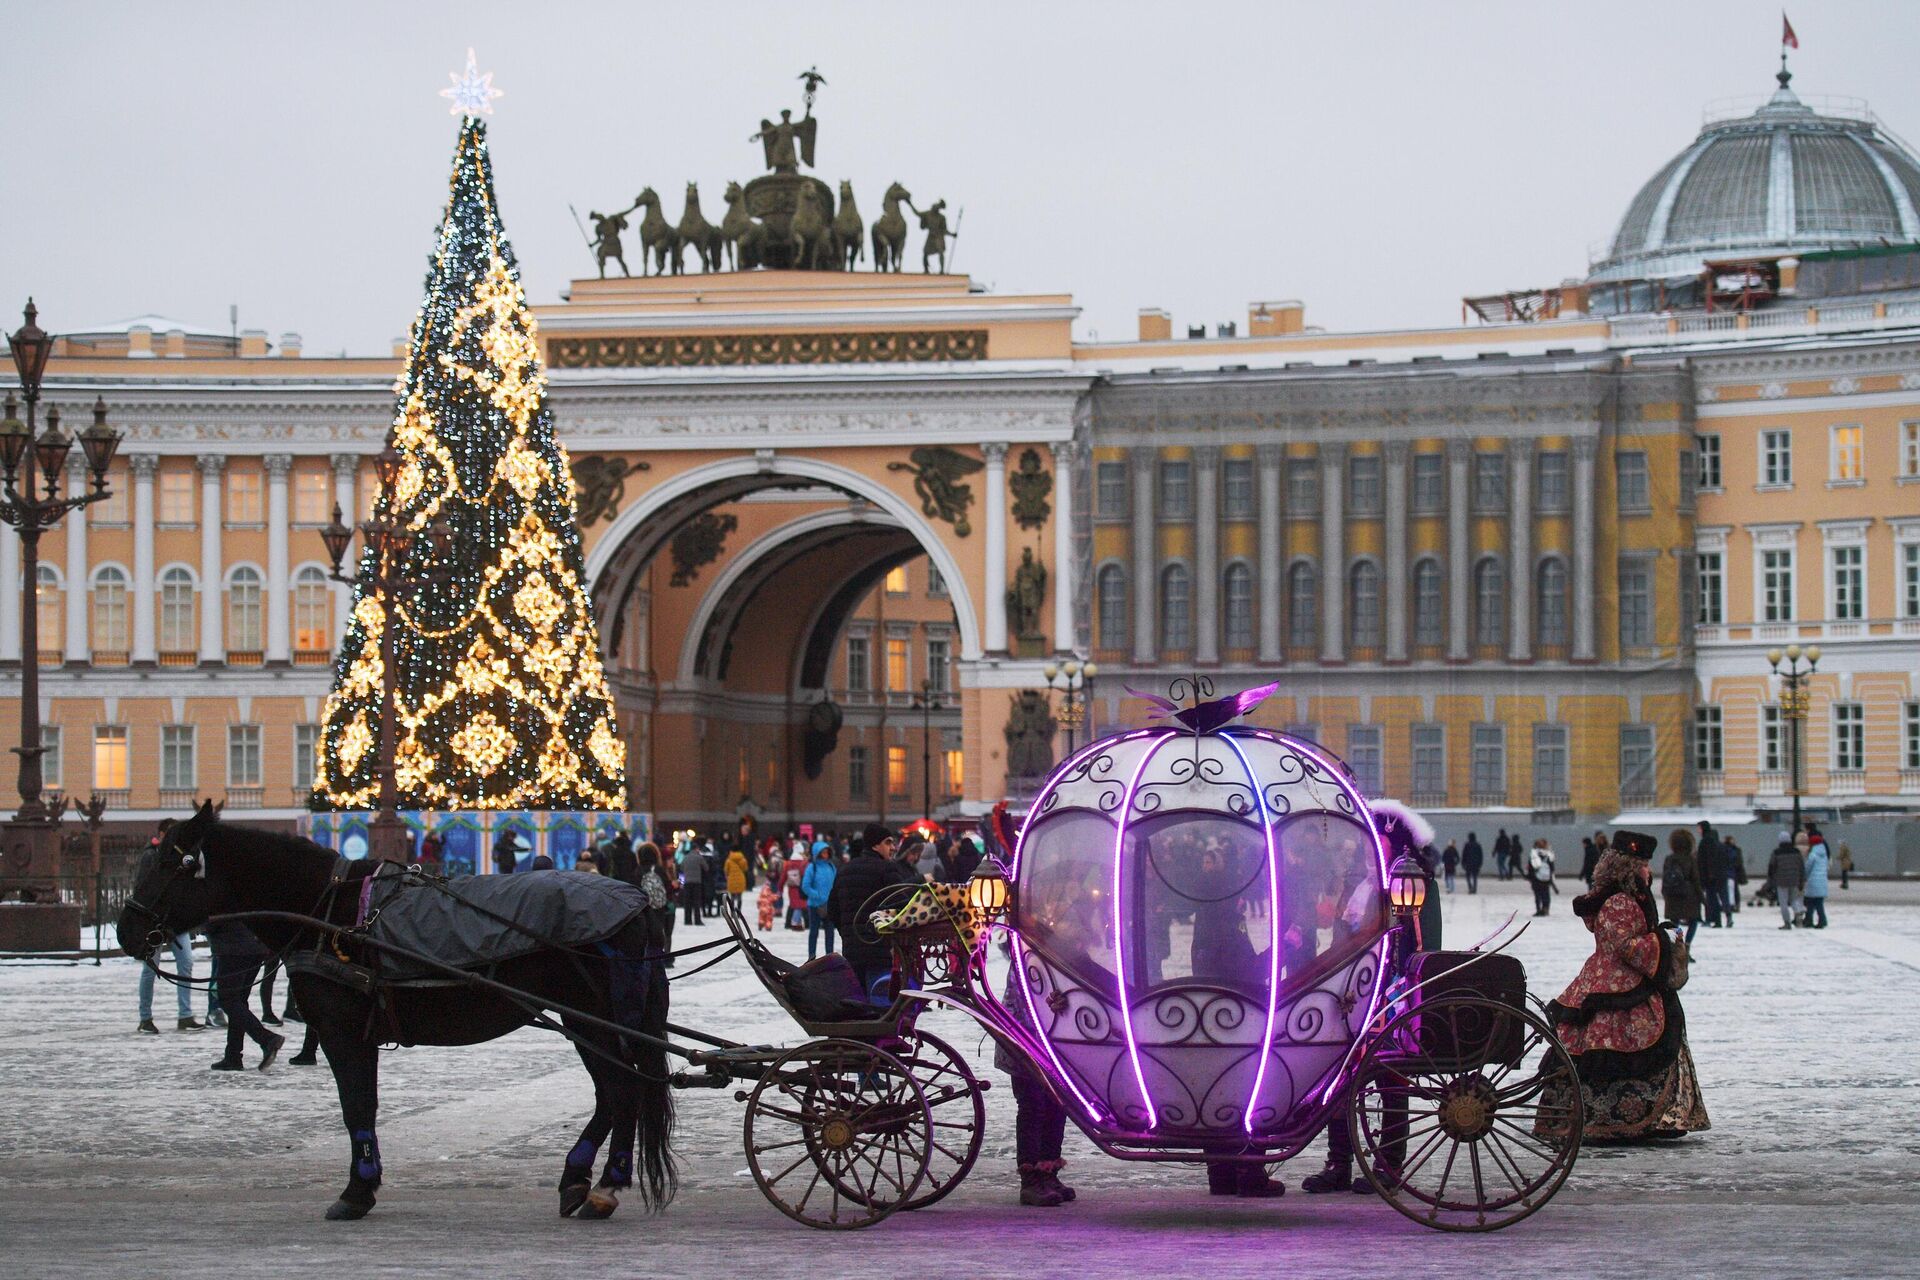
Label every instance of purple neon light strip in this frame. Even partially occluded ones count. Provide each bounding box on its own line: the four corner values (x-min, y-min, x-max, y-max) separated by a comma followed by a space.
1006, 928, 1107, 1124
1111, 731, 1175, 1131
1220, 731, 1282, 1136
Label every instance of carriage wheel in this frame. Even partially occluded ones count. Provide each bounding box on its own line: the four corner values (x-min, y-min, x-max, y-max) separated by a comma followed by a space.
742, 1038, 932, 1230
894, 1029, 986, 1210
1351, 994, 1583, 1232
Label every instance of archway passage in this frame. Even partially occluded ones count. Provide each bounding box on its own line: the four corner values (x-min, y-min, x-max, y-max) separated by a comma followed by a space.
593, 480, 964, 832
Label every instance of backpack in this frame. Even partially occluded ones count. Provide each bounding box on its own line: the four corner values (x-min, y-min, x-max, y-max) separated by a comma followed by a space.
1662, 857, 1688, 895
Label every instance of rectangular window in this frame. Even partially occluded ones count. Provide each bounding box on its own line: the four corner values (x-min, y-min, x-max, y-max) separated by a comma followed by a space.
1902, 422, 1920, 478
944, 747, 965, 794
158, 470, 195, 525
1697, 551, 1723, 625
1159, 460, 1192, 519
1412, 453, 1444, 512
1222, 458, 1254, 518
1697, 434, 1721, 489
294, 723, 320, 792
1904, 543, 1920, 619
887, 745, 909, 799
925, 638, 950, 695
1905, 702, 1920, 771
1473, 452, 1507, 511
1411, 724, 1446, 798
847, 745, 870, 801
93, 726, 129, 792
293, 469, 332, 524
1762, 705, 1784, 773
1533, 724, 1569, 801
1470, 723, 1506, 799
1830, 424, 1865, 483
1286, 458, 1319, 516
1346, 725, 1383, 796
1831, 544, 1864, 621
885, 637, 910, 691
926, 563, 947, 598
1285, 722, 1320, 746
1096, 461, 1127, 517
845, 635, 870, 692
1693, 706, 1723, 773
1618, 557, 1653, 648
93, 472, 128, 523
1762, 429, 1793, 487
39, 725, 61, 791
1347, 455, 1383, 515
161, 725, 196, 791
227, 724, 262, 788
1615, 450, 1651, 512
885, 565, 909, 595
1833, 704, 1865, 772
226, 469, 263, 524
1536, 450, 1569, 511
1619, 725, 1656, 802
1761, 549, 1795, 622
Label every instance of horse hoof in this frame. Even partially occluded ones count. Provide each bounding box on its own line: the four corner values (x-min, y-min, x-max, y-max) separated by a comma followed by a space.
559, 1184, 590, 1217
326, 1199, 372, 1221
576, 1189, 619, 1220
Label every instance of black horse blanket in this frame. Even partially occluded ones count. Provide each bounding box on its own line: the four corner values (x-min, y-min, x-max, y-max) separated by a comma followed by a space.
356, 867, 647, 980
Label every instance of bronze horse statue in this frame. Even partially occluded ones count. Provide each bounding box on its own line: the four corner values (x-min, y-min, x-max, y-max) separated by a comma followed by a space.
872, 182, 912, 273
673, 182, 723, 275
634, 188, 679, 277
792, 183, 835, 271
720, 181, 757, 271
833, 180, 865, 270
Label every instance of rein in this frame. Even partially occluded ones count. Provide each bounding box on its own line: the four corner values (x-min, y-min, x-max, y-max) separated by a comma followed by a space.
131, 843, 355, 992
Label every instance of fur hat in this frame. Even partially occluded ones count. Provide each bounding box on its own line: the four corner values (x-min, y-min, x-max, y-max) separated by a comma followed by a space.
1612, 829, 1658, 860
1369, 798, 1436, 851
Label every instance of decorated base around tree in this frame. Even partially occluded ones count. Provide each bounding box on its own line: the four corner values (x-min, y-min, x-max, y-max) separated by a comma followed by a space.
307, 809, 652, 873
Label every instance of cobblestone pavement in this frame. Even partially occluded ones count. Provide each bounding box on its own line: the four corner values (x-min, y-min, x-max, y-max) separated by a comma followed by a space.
3, 878, 1915, 1279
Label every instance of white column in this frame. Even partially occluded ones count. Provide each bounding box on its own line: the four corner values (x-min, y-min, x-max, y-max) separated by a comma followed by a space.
64, 455, 90, 663
198, 455, 225, 663
1446, 439, 1472, 662
1131, 449, 1156, 664
264, 453, 292, 663
1384, 441, 1410, 663
1572, 436, 1598, 662
331, 454, 359, 646
130, 454, 159, 663
0, 513, 18, 663
982, 442, 1009, 655
1319, 443, 1346, 664
1256, 444, 1284, 664
1049, 440, 1074, 654
1193, 445, 1220, 665
1507, 438, 1534, 662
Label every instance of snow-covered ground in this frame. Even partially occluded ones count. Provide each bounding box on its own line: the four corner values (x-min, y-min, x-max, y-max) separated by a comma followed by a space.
2, 878, 1916, 1279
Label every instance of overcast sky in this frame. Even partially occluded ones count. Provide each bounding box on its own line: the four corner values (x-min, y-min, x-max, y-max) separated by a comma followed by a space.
3, 1, 1916, 356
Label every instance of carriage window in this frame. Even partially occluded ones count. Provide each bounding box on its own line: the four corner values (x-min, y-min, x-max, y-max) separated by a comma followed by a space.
1118, 812, 1273, 997
1016, 811, 1119, 991
1272, 813, 1381, 984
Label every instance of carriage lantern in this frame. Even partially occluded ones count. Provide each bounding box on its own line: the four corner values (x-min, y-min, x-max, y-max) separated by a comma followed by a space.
965, 860, 1010, 921
1387, 854, 1427, 915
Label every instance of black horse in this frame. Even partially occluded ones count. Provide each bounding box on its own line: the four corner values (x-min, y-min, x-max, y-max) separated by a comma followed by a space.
117, 802, 674, 1221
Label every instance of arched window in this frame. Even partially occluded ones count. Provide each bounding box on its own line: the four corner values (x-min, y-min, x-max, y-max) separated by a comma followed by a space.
1348, 561, 1382, 649
293, 566, 331, 653
35, 565, 62, 657
91, 567, 128, 653
1536, 557, 1569, 649
1412, 558, 1444, 647
1222, 563, 1254, 649
1160, 564, 1192, 651
1473, 557, 1506, 650
159, 567, 196, 653
1097, 564, 1128, 650
1287, 562, 1318, 649
228, 566, 263, 652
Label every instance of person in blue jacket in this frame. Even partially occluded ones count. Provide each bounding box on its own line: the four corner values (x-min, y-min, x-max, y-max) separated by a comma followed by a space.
801, 843, 839, 960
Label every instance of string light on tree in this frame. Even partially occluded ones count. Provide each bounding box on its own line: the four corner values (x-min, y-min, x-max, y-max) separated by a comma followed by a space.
314, 65, 624, 814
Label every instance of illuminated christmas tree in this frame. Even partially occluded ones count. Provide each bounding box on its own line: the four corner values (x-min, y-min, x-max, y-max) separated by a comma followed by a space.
314, 80, 625, 812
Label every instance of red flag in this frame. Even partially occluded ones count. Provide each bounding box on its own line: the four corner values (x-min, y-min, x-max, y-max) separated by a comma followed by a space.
1782, 13, 1799, 49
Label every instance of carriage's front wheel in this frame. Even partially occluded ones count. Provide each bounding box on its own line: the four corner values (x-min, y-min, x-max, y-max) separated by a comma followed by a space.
742, 1038, 931, 1230
895, 1029, 986, 1210
1351, 994, 1583, 1232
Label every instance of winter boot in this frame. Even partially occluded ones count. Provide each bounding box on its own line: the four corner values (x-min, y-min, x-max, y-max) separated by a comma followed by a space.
177, 1016, 205, 1031
1036, 1159, 1076, 1203
1236, 1164, 1287, 1198
1301, 1158, 1353, 1193
137, 1019, 160, 1035
210, 1058, 244, 1071
1019, 1163, 1065, 1207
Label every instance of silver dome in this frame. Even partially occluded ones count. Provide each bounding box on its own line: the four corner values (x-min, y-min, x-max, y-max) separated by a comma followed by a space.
1590, 78, 1920, 283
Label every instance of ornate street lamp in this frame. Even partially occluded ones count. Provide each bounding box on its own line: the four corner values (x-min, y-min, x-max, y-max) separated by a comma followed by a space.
908, 677, 944, 822
2, 302, 122, 871
1766, 643, 1820, 837
1042, 658, 1098, 753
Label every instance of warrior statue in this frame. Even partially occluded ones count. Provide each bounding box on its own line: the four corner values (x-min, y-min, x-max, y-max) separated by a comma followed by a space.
1007, 546, 1048, 641
587, 205, 635, 279
918, 198, 957, 274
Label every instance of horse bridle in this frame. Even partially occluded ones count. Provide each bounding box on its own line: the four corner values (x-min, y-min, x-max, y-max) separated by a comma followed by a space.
123, 830, 210, 961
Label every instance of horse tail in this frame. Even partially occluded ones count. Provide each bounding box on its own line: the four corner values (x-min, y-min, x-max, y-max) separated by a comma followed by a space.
633, 937, 677, 1209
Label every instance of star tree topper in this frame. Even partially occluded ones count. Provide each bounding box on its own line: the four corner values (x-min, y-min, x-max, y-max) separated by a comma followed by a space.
440, 48, 503, 117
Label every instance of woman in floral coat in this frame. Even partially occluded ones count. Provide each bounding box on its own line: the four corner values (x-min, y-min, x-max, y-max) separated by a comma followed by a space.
1540, 830, 1709, 1142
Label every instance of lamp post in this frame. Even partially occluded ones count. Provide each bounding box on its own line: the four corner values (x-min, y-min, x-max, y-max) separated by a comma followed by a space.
1767, 643, 1820, 837
1, 301, 122, 878
909, 677, 944, 821
1041, 658, 1098, 754
317, 452, 447, 865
